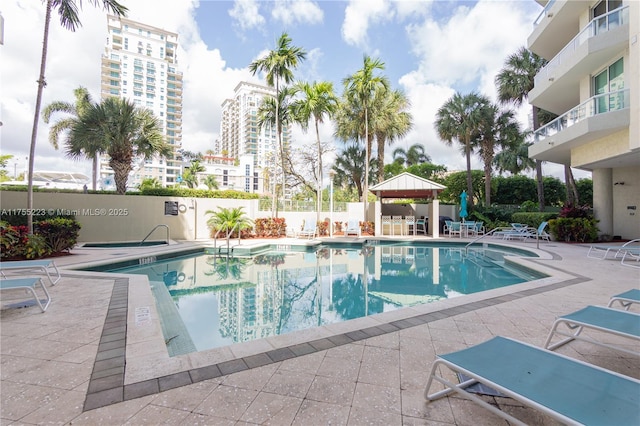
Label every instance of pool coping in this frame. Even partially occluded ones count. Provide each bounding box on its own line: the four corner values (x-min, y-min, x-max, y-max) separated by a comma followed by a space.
73, 242, 578, 411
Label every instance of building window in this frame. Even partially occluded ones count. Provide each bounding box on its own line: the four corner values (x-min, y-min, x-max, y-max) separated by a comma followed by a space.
593, 58, 624, 113
223, 170, 228, 185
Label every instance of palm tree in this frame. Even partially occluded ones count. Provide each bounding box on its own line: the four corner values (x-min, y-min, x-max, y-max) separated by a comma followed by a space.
203, 175, 219, 190
495, 46, 549, 211
372, 87, 413, 182
342, 55, 389, 216
206, 206, 254, 238
434, 92, 489, 209
27, 0, 128, 233
392, 143, 431, 167
332, 144, 378, 200
257, 86, 297, 215
182, 159, 206, 188
137, 177, 162, 191
493, 139, 535, 175
42, 86, 101, 189
290, 81, 339, 223
249, 32, 306, 215
66, 97, 169, 194
473, 102, 525, 206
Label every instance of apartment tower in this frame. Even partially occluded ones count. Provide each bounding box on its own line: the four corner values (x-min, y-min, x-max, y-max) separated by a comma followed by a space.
216, 81, 293, 198
527, 0, 639, 239
100, 15, 183, 188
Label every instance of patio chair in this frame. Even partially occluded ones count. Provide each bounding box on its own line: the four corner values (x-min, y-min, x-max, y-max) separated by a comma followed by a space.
405, 215, 416, 236
586, 238, 640, 260
344, 219, 361, 237
544, 305, 640, 356
381, 215, 392, 235
474, 221, 485, 236
523, 221, 551, 242
0, 259, 61, 286
415, 217, 427, 235
392, 216, 403, 236
621, 249, 640, 268
608, 289, 640, 311
443, 220, 452, 236
449, 221, 462, 238
425, 336, 640, 426
296, 220, 317, 239
0, 277, 51, 312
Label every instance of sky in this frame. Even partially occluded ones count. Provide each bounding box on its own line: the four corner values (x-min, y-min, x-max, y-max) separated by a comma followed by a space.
0, 0, 588, 183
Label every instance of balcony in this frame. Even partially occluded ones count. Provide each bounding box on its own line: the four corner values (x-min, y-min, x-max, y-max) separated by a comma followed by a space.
530, 6, 629, 114
530, 89, 630, 163
528, 0, 585, 60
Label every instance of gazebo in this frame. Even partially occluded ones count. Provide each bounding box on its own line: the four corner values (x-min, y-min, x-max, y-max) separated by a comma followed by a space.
369, 172, 446, 237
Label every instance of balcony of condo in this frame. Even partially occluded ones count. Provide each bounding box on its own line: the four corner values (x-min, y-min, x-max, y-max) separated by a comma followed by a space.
529, 5, 629, 114
529, 88, 630, 163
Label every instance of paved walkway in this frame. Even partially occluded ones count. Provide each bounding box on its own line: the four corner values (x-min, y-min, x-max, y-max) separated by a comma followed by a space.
1, 238, 639, 425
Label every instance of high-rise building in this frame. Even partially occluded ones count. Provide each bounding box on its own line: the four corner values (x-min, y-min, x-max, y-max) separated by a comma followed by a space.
218, 81, 293, 169
527, 0, 639, 239
100, 15, 183, 188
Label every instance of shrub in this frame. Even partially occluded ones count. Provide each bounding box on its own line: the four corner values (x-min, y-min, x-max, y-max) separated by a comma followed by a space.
548, 217, 598, 243
35, 218, 81, 253
254, 218, 287, 237
23, 234, 51, 259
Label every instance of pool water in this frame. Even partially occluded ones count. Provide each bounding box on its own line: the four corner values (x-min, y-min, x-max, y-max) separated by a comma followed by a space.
106, 243, 543, 355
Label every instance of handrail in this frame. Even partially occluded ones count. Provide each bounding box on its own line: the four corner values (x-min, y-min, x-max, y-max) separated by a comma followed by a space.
464, 226, 541, 252
140, 224, 169, 245
213, 223, 241, 252
533, 88, 629, 142
534, 5, 628, 87
533, 0, 556, 26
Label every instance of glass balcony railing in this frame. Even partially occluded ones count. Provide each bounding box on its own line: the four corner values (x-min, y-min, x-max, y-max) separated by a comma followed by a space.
535, 6, 628, 86
533, 0, 556, 26
534, 88, 629, 142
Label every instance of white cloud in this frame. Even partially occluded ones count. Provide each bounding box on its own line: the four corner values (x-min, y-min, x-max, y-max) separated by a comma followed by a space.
271, 0, 324, 26
342, 0, 394, 47
229, 0, 266, 32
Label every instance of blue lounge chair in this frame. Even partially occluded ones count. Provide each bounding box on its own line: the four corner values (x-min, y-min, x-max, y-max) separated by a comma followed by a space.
524, 221, 551, 242
608, 289, 640, 311
344, 219, 361, 237
544, 305, 640, 356
0, 259, 61, 286
425, 336, 640, 426
0, 277, 51, 312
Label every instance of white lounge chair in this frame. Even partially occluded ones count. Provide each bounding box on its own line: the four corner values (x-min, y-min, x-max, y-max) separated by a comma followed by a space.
544, 305, 640, 356
296, 221, 317, 239
587, 238, 640, 260
425, 336, 640, 426
344, 220, 361, 237
523, 221, 551, 242
621, 249, 640, 268
0, 259, 61, 286
608, 289, 640, 311
0, 277, 51, 312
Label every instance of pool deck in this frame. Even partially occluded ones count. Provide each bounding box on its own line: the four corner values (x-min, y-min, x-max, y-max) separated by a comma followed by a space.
1, 236, 639, 425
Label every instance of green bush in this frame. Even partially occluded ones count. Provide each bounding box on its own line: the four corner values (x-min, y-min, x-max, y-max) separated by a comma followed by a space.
139, 187, 259, 199
548, 217, 598, 243
23, 234, 51, 259
511, 212, 558, 228
35, 218, 81, 253
0, 210, 75, 227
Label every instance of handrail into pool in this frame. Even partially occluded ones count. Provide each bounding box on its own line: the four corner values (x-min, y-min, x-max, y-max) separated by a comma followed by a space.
213, 223, 241, 253
465, 227, 541, 252
140, 224, 170, 246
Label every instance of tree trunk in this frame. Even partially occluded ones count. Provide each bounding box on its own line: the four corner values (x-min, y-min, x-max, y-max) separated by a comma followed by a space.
377, 134, 385, 183
565, 165, 579, 206
532, 105, 545, 212
363, 106, 369, 218
316, 119, 322, 225
92, 155, 98, 190
27, 0, 53, 234
109, 160, 131, 195
464, 132, 474, 209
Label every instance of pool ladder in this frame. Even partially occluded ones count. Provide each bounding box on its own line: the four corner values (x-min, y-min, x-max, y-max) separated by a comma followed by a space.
213, 223, 241, 254
140, 224, 170, 246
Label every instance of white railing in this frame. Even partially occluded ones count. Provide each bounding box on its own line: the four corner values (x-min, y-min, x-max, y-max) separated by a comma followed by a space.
535, 6, 628, 86
533, 88, 629, 142
533, 0, 556, 26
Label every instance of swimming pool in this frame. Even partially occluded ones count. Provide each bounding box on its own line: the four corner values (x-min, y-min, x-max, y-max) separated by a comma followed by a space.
101, 242, 544, 356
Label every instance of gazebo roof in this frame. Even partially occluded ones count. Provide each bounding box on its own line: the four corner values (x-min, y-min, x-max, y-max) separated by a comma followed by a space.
369, 172, 446, 199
